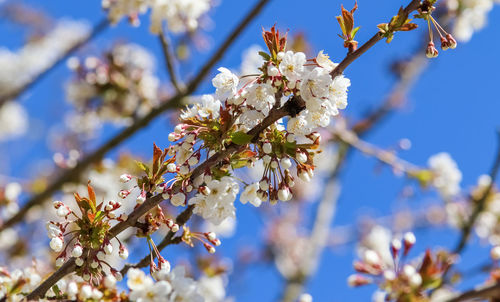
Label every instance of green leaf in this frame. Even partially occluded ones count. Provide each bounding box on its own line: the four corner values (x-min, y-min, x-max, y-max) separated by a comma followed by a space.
52, 285, 61, 297
231, 160, 248, 170
135, 160, 150, 175
258, 51, 271, 61
231, 131, 253, 145
351, 26, 360, 38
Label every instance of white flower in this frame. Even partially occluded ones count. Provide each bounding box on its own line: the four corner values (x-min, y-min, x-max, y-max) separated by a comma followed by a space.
171, 193, 186, 207
278, 51, 306, 83
127, 268, 154, 292
197, 275, 226, 302
299, 67, 332, 105
240, 183, 262, 207
212, 67, 239, 100
245, 83, 276, 115
166, 266, 203, 302
316, 50, 337, 72
189, 176, 239, 225
428, 152, 462, 198
181, 94, 221, 120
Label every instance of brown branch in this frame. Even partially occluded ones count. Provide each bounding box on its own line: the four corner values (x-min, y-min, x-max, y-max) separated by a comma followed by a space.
329, 0, 421, 80
0, 0, 271, 232
446, 282, 500, 302
0, 18, 109, 107
159, 29, 184, 93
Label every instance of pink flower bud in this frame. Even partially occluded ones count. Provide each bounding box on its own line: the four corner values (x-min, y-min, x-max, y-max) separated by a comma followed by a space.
426, 41, 439, 58
118, 190, 130, 199
119, 174, 132, 183
446, 34, 457, 49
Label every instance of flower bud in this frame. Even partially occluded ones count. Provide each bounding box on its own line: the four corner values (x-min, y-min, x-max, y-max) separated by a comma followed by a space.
119, 174, 132, 183
263, 142, 273, 154
296, 152, 307, 164
50, 237, 64, 252
347, 274, 372, 287
270, 159, 279, 169
204, 243, 216, 254
75, 257, 84, 266
171, 223, 179, 233
104, 243, 113, 255
298, 170, 311, 182
446, 34, 457, 49
56, 257, 65, 267
278, 187, 292, 201
118, 189, 130, 199
259, 179, 269, 191
403, 232, 416, 256
136, 191, 146, 204
281, 157, 292, 170
286, 133, 295, 143
167, 163, 177, 173
119, 246, 129, 259
72, 244, 83, 258
426, 41, 439, 58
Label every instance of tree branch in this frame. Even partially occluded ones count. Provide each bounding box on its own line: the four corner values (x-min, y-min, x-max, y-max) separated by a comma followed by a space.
0, 18, 109, 107
0, 0, 271, 232
329, 0, 421, 80
159, 29, 184, 93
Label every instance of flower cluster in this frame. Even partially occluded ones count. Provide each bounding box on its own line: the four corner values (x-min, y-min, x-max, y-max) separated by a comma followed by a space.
0, 266, 42, 301
166, 26, 350, 224
47, 183, 128, 283
65, 43, 159, 134
102, 0, 213, 34
0, 19, 90, 97
447, 0, 500, 42
427, 152, 462, 199
349, 227, 454, 301
413, 0, 458, 58
127, 266, 206, 302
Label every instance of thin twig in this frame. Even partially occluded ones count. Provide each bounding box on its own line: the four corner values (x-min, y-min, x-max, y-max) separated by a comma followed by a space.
453, 131, 500, 255
159, 29, 183, 93
0, 0, 271, 232
0, 18, 109, 107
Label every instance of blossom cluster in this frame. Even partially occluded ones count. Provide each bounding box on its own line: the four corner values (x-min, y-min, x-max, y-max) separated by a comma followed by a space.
102, 0, 213, 34
349, 226, 455, 301
447, 0, 500, 42
0, 266, 42, 301
47, 183, 129, 283
65, 43, 159, 135
165, 27, 350, 227
0, 19, 90, 98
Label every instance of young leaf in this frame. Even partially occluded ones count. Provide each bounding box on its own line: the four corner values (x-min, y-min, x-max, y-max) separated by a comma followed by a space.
231, 131, 253, 145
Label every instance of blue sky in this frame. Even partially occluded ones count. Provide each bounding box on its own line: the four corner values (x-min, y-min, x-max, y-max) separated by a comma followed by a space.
2, 0, 500, 301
